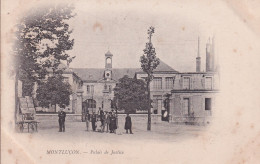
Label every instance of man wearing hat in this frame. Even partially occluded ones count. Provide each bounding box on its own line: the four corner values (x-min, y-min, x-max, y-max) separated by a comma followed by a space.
58, 108, 66, 132
91, 111, 97, 131
104, 111, 110, 133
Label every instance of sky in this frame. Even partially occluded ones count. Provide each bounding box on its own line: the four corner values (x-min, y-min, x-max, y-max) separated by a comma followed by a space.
67, 1, 218, 72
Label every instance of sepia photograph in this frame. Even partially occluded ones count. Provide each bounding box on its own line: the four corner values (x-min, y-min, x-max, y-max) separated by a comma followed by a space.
1, 0, 260, 164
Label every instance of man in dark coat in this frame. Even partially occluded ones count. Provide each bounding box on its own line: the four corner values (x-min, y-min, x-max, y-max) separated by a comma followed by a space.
58, 108, 66, 132
109, 113, 117, 133
124, 114, 133, 134
91, 112, 97, 131
85, 110, 90, 131
99, 108, 104, 130
105, 112, 111, 133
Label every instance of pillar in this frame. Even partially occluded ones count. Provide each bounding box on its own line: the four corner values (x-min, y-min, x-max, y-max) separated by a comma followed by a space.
76, 89, 84, 114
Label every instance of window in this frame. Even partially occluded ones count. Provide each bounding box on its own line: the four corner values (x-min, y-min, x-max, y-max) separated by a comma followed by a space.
87, 85, 90, 93
87, 85, 94, 94
106, 57, 112, 64
153, 95, 162, 114
91, 85, 94, 94
87, 99, 96, 108
205, 98, 212, 110
166, 77, 174, 89
205, 77, 212, 90
153, 78, 162, 89
104, 84, 107, 90
183, 77, 190, 89
109, 85, 112, 93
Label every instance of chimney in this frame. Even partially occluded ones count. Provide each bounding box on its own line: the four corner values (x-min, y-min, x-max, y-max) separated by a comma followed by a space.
206, 38, 212, 72
211, 36, 215, 71
196, 37, 201, 72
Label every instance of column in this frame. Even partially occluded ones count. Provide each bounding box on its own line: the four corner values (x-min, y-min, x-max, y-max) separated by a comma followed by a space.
76, 89, 84, 114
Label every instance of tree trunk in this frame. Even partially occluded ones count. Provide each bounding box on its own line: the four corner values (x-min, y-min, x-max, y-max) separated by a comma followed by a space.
147, 81, 151, 131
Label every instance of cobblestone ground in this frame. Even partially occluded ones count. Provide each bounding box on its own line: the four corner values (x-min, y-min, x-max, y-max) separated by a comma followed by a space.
27, 119, 208, 143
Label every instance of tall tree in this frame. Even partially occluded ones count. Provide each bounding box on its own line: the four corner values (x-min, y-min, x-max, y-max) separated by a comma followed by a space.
13, 4, 76, 120
36, 74, 72, 109
140, 26, 160, 131
14, 4, 75, 82
113, 75, 150, 114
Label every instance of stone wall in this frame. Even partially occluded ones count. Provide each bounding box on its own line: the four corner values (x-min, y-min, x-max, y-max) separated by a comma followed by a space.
36, 114, 162, 123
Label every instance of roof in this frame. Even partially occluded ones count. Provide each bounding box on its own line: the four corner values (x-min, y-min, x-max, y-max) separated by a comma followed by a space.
105, 50, 113, 56
72, 68, 140, 82
135, 60, 178, 74
72, 59, 178, 82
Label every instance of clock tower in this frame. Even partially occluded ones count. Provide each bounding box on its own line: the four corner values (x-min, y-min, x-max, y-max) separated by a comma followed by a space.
104, 51, 113, 80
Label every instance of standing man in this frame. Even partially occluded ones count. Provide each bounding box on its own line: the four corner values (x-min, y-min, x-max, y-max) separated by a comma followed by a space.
110, 113, 117, 133
99, 108, 104, 131
85, 110, 90, 131
91, 111, 97, 131
124, 113, 133, 134
105, 112, 111, 133
58, 108, 66, 132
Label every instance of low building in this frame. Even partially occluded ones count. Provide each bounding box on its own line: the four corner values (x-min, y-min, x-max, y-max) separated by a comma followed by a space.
170, 72, 219, 124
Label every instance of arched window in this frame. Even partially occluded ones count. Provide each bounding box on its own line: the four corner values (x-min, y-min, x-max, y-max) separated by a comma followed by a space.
87, 99, 96, 108
106, 57, 112, 64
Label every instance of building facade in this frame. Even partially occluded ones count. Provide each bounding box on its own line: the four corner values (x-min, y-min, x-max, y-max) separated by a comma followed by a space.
170, 72, 219, 123
73, 51, 140, 114
30, 36, 219, 124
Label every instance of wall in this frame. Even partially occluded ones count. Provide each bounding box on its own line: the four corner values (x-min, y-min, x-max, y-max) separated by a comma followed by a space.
36, 113, 163, 123
173, 72, 220, 90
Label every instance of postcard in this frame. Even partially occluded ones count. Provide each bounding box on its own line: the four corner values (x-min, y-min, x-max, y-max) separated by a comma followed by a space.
1, 0, 260, 163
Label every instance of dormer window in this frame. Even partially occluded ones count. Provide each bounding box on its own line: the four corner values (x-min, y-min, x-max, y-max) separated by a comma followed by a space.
205, 77, 213, 90
183, 77, 190, 89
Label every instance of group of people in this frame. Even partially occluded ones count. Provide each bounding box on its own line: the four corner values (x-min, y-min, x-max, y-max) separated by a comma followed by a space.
58, 107, 133, 134
85, 108, 117, 133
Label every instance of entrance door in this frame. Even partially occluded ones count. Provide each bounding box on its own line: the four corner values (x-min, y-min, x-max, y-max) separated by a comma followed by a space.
82, 99, 96, 122
82, 101, 88, 122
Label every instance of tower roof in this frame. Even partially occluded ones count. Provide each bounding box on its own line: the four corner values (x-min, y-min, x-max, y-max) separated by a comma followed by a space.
105, 50, 113, 56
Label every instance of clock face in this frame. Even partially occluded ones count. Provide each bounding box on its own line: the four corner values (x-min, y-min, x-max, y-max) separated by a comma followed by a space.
105, 71, 111, 78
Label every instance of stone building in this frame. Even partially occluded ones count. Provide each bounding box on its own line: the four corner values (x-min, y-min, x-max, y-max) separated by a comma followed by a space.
73, 51, 140, 113
170, 72, 219, 123
32, 36, 219, 124
169, 37, 220, 124
135, 36, 220, 123
134, 61, 178, 115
